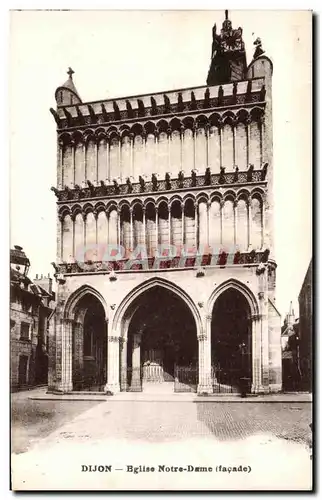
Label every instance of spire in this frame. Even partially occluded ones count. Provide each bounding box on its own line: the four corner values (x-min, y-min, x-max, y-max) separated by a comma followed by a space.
207, 11, 247, 86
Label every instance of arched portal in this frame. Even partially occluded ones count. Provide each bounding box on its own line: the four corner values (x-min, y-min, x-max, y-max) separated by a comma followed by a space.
211, 288, 252, 393
72, 293, 107, 391
121, 285, 198, 393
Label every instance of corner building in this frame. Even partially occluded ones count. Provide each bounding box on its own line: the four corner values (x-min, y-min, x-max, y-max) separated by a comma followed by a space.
49, 13, 282, 395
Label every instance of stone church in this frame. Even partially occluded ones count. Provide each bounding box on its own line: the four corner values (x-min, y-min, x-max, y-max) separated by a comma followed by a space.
48, 11, 282, 395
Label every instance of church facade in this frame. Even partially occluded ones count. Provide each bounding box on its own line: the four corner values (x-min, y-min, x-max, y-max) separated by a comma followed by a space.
48, 12, 282, 395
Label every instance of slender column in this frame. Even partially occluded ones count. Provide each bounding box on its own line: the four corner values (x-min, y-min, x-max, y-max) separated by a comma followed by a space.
233, 200, 237, 249
93, 209, 98, 261
130, 332, 142, 392
95, 140, 98, 183
220, 200, 224, 245
71, 140, 76, 187
118, 135, 122, 181
218, 121, 223, 168
168, 205, 172, 245
206, 200, 211, 250
194, 202, 198, 249
251, 315, 264, 393
130, 207, 134, 252
180, 125, 185, 172
59, 318, 73, 392
197, 317, 213, 394
155, 206, 159, 249
117, 207, 121, 247
82, 213, 87, 254
259, 116, 264, 166
84, 141, 87, 182
59, 140, 64, 189
232, 122, 236, 167
57, 215, 63, 262
205, 124, 210, 167
167, 128, 171, 173
129, 133, 134, 180
71, 214, 76, 260
246, 117, 251, 166
104, 332, 120, 394
193, 125, 197, 171
142, 206, 146, 250
181, 201, 185, 247
247, 196, 252, 250
106, 138, 110, 182
120, 338, 128, 391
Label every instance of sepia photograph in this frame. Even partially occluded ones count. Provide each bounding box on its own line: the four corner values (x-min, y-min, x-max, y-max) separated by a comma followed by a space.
9, 8, 313, 491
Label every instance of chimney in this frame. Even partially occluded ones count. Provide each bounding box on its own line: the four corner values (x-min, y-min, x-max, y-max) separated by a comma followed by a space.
35, 274, 38, 279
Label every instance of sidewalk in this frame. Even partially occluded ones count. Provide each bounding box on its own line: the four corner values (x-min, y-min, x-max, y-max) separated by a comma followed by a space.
24, 387, 313, 403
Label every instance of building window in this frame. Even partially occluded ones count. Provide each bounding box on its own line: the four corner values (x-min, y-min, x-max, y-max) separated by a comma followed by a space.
20, 322, 30, 340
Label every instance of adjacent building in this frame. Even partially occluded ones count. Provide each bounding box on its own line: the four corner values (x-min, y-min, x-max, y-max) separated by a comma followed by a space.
298, 260, 312, 392
10, 245, 55, 390
48, 12, 282, 395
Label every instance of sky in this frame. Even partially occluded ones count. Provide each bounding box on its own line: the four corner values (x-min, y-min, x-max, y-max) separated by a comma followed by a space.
9, 9, 312, 318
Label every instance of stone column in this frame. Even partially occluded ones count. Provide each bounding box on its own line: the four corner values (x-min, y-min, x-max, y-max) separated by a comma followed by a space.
155, 206, 159, 249
104, 333, 120, 394
117, 207, 121, 247
142, 206, 147, 250
205, 124, 210, 167
197, 316, 213, 395
218, 121, 223, 168
181, 201, 185, 247
130, 207, 134, 253
246, 117, 251, 166
58, 318, 73, 393
247, 196, 252, 250
71, 140, 76, 187
194, 202, 198, 249
130, 332, 142, 392
120, 337, 128, 392
251, 314, 264, 393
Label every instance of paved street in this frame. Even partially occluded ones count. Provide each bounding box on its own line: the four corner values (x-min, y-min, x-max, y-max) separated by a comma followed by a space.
11, 389, 313, 491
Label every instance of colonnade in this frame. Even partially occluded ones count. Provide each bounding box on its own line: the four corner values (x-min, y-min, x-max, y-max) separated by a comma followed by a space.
59, 192, 264, 262
58, 109, 264, 189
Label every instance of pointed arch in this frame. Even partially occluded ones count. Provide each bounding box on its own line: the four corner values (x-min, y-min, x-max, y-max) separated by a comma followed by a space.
207, 279, 259, 317
63, 284, 108, 321
112, 277, 202, 338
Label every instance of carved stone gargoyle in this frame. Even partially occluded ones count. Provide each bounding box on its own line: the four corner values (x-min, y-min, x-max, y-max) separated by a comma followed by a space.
139, 176, 145, 192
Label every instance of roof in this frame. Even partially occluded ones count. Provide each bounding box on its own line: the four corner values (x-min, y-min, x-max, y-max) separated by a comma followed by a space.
10, 246, 30, 267
58, 76, 81, 100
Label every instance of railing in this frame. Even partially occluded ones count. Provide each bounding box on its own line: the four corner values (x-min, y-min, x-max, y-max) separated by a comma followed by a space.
174, 365, 198, 393
56, 249, 270, 275
53, 168, 267, 202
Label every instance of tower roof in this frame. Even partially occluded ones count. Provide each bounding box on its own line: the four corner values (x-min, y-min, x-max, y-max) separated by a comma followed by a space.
55, 67, 82, 105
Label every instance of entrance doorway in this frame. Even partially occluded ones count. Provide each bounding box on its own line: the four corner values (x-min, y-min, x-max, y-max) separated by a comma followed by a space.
125, 286, 198, 393
73, 294, 107, 391
211, 288, 252, 394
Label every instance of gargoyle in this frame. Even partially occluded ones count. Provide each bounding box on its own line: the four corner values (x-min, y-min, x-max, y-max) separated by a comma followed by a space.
152, 173, 158, 191
126, 177, 133, 193
178, 170, 184, 188
113, 179, 120, 194
247, 164, 254, 182
191, 170, 197, 187
87, 180, 95, 195
205, 167, 212, 186
219, 167, 225, 184
139, 176, 145, 192
165, 173, 171, 190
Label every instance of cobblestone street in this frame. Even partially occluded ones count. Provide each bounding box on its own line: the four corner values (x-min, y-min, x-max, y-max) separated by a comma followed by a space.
11, 389, 313, 491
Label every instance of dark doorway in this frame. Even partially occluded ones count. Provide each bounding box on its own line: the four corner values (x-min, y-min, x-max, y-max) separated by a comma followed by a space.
211, 289, 252, 393
127, 286, 198, 392
18, 355, 28, 386
73, 295, 107, 391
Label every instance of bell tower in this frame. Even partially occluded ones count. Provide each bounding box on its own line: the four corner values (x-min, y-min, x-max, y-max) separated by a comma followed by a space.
207, 10, 247, 86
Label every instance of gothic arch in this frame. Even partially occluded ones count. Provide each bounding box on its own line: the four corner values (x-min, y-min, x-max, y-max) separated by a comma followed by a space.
63, 284, 108, 321
112, 277, 202, 338
207, 279, 259, 318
